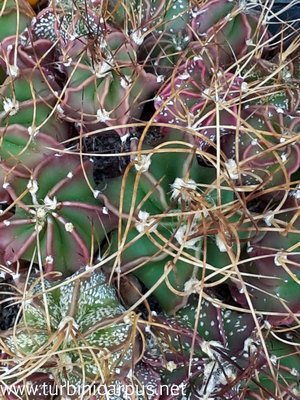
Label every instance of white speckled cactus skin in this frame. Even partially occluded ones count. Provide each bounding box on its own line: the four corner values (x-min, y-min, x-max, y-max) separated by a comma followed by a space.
4, 270, 138, 390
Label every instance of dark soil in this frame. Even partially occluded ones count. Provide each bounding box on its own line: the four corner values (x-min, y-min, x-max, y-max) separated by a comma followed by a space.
0, 277, 20, 331
85, 126, 162, 185
84, 132, 132, 185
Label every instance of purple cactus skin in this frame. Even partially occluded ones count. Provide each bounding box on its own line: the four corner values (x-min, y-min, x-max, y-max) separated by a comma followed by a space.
5, 373, 55, 400
221, 105, 300, 198
0, 154, 116, 275
154, 57, 243, 151
0, 36, 56, 77
191, 0, 269, 67
231, 194, 300, 327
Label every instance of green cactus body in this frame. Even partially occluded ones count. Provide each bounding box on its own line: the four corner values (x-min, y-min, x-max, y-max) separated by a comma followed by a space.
0, 70, 70, 141
0, 154, 116, 274
0, 0, 34, 42
101, 138, 241, 313
107, 0, 189, 36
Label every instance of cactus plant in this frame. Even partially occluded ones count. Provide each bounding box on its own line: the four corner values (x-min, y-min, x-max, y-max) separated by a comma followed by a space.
231, 194, 300, 327
0, 0, 299, 398
99, 137, 252, 313
0, 69, 71, 141
191, 0, 269, 67
142, 294, 300, 399
0, 153, 116, 274
1, 269, 138, 396
154, 56, 246, 153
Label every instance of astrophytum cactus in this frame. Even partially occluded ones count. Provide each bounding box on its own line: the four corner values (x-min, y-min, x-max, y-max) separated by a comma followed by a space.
143, 294, 300, 399
99, 136, 246, 313
191, 0, 269, 67
2, 270, 138, 397
140, 294, 254, 399
0, 153, 116, 274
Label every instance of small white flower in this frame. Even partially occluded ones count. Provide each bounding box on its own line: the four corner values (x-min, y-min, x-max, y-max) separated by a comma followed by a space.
120, 76, 132, 89
11, 272, 20, 280
93, 190, 101, 199
123, 314, 132, 324
175, 225, 201, 249
264, 211, 274, 227
243, 338, 258, 357
241, 82, 249, 92
246, 38, 254, 46
7, 64, 19, 78
63, 57, 72, 67
156, 75, 164, 83
56, 104, 64, 115
120, 133, 130, 144
280, 152, 287, 162
36, 208, 46, 219
263, 320, 272, 330
291, 368, 298, 377
28, 126, 39, 137
184, 277, 200, 293
166, 361, 177, 372
67, 172, 73, 179
27, 179, 39, 194
178, 71, 190, 80
274, 251, 287, 266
